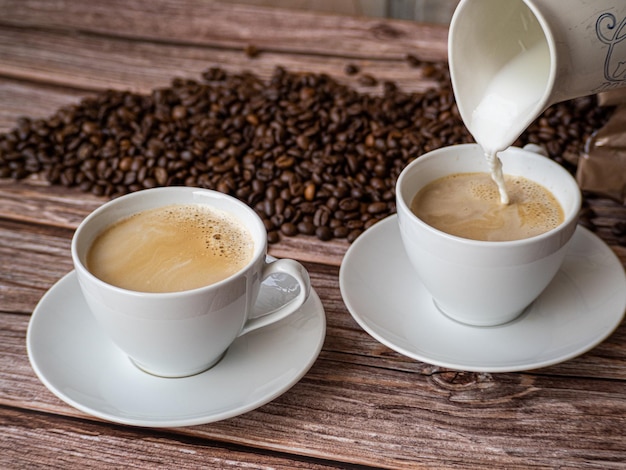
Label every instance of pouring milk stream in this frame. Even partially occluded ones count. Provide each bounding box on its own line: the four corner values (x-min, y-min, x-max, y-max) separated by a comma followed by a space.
449, 0, 626, 204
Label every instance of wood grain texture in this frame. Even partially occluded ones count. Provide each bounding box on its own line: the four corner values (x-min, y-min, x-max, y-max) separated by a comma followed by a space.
1, 310, 625, 469
0, 408, 345, 470
0, 1, 625, 468
0, 0, 448, 60
0, 79, 88, 131
0, 24, 443, 85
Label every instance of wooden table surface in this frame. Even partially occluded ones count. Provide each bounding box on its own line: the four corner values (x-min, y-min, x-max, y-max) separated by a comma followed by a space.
1, 1, 625, 468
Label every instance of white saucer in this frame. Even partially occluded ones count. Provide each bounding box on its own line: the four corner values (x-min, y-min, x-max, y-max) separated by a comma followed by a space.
27, 270, 326, 427
339, 215, 626, 373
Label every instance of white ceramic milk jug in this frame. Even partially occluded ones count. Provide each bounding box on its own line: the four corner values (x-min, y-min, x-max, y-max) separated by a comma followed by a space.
448, 0, 626, 153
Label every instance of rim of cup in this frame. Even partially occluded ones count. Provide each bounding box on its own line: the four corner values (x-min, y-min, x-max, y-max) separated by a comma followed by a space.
395, 144, 582, 248
71, 186, 267, 297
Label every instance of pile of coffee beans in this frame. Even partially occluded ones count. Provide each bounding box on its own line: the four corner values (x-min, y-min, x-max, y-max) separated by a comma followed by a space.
0, 64, 612, 243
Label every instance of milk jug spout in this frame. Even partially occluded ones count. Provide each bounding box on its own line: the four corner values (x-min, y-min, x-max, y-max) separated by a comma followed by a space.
448, 0, 626, 153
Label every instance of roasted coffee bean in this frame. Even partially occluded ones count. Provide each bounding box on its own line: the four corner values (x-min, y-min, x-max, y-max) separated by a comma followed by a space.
347, 229, 362, 243
344, 63, 359, 75
244, 44, 259, 58
297, 220, 316, 236
262, 199, 274, 217
274, 197, 286, 215
280, 222, 298, 237
338, 198, 359, 212
367, 202, 387, 214
304, 183, 316, 201
383, 81, 397, 94
577, 206, 596, 231
346, 219, 363, 230
154, 167, 168, 186
333, 226, 349, 239
315, 226, 333, 241
612, 221, 626, 237
578, 216, 595, 232
405, 54, 422, 67
267, 230, 280, 244
313, 207, 330, 227
357, 74, 378, 87
276, 155, 295, 169
364, 218, 381, 230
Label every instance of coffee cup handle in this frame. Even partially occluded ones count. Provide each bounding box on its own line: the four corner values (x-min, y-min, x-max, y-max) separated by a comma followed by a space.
238, 258, 311, 336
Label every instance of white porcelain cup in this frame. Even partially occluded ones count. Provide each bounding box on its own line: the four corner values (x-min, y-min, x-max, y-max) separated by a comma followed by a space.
396, 144, 581, 326
449, 0, 626, 150
71, 187, 311, 377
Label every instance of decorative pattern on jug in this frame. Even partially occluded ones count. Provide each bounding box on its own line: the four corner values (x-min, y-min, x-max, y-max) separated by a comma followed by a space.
596, 12, 626, 84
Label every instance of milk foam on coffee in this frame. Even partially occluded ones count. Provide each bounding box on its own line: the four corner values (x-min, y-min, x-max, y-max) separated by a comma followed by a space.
87, 204, 254, 293
467, 8, 551, 205
410, 172, 563, 241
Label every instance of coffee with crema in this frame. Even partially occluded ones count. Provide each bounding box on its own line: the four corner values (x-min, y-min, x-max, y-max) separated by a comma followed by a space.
87, 204, 254, 293
410, 172, 564, 241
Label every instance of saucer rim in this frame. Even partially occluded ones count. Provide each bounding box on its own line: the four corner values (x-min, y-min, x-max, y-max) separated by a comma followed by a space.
27, 270, 326, 427
339, 214, 626, 373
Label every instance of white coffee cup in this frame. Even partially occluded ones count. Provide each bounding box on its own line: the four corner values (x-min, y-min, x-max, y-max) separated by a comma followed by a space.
449, 0, 626, 151
396, 144, 581, 326
72, 187, 311, 377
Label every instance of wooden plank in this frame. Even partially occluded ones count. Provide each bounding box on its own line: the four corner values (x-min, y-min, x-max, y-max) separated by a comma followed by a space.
0, 26, 441, 102
0, 408, 342, 470
1, 312, 625, 469
0, 220, 73, 313
0, 79, 87, 132
0, 0, 448, 60
0, 181, 104, 229
0, 2, 624, 468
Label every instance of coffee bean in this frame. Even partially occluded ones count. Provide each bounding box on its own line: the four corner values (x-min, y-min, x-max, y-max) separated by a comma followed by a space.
383, 81, 397, 94
347, 229, 362, 243
339, 198, 359, 212
405, 54, 422, 67
333, 226, 349, 238
313, 207, 330, 227
345, 219, 363, 230
357, 74, 378, 87
364, 218, 381, 229
296, 135, 309, 150
297, 220, 316, 236
154, 167, 168, 186
612, 221, 626, 237
304, 183, 316, 201
171, 105, 187, 120
280, 222, 298, 237
267, 230, 280, 244
315, 226, 332, 241
367, 202, 387, 214
344, 64, 359, 75
276, 155, 294, 169
244, 44, 259, 58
